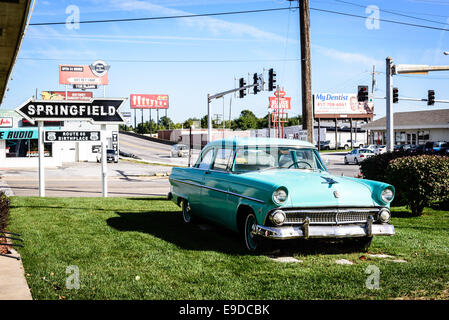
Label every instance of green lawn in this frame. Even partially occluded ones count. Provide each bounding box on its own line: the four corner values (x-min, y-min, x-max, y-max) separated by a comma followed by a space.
8, 197, 449, 300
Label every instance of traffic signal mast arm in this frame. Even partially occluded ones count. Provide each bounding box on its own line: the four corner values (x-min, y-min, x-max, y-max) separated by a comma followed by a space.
208, 82, 259, 101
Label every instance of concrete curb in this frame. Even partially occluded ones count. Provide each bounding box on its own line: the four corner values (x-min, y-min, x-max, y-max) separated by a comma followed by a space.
0, 248, 32, 300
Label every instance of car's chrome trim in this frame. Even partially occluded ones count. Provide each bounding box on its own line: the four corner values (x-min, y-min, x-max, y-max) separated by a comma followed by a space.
169, 177, 265, 204
268, 207, 382, 225
253, 223, 395, 239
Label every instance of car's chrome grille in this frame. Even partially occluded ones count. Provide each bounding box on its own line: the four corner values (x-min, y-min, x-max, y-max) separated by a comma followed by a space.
282, 208, 379, 225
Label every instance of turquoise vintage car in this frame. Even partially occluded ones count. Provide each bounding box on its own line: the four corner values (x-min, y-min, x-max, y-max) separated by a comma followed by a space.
168, 137, 395, 252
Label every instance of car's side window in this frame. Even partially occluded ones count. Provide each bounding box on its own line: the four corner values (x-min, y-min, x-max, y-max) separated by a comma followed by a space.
197, 149, 214, 169
212, 148, 233, 171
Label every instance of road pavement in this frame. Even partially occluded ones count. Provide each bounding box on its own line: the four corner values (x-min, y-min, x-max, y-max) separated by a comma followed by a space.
119, 133, 200, 166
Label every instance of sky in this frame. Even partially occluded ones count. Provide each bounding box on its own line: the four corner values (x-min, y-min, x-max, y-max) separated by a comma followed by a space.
2, 0, 449, 126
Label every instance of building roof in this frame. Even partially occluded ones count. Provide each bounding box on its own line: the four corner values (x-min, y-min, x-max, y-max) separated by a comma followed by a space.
206, 137, 315, 148
0, 0, 32, 105
363, 109, 449, 130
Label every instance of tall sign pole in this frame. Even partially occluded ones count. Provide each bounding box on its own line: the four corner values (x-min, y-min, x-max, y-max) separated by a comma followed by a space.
38, 121, 45, 197
299, 0, 313, 143
386, 57, 394, 152
101, 124, 108, 197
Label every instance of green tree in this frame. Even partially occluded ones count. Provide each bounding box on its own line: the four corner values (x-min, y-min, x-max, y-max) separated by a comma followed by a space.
233, 110, 259, 130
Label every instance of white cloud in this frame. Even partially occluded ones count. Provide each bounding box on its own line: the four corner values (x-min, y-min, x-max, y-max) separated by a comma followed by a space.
110, 0, 289, 42
312, 44, 383, 67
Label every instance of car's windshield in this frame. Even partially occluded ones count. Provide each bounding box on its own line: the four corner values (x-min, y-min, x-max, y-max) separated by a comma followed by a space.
107, 150, 115, 154
232, 147, 326, 173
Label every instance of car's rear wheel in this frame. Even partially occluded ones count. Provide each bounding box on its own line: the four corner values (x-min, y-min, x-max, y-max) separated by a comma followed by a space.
355, 158, 359, 165
244, 213, 261, 252
181, 200, 194, 223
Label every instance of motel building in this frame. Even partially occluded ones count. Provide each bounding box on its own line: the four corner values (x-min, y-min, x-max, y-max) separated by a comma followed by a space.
0, 109, 118, 168
363, 109, 449, 145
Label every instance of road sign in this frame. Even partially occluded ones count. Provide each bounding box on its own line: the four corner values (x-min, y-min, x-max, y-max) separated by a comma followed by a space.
15, 97, 126, 124
44, 130, 101, 142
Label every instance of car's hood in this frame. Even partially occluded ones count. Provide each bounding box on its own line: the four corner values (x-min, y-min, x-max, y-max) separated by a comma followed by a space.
241, 169, 379, 207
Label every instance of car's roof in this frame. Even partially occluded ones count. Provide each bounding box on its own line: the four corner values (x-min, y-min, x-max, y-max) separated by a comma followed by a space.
206, 137, 315, 148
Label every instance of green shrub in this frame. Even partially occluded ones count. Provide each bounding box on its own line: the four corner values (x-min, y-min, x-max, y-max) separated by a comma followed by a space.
359, 151, 408, 182
0, 192, 10, 231
386, 155, 449, 216
359, 151, 409, 205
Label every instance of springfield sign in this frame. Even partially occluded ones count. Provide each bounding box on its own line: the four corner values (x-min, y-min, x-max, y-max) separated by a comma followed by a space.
15, 97, 126, 124
314, 93, 374, 119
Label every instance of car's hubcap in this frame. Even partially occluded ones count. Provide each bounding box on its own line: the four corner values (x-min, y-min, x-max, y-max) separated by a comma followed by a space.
245, 215, 258, 251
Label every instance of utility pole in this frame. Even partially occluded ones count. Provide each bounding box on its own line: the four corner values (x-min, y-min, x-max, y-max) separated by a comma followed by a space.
385, 57, 394, 152
298, 0, 313, 143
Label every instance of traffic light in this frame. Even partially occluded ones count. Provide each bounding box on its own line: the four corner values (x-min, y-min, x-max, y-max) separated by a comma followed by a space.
357, 85, 369, 102
393, 87, 399, 103
427, 90, 435, 106
253, 73, 260, 94
268, 68, 276, 91
239, 78, 246, 99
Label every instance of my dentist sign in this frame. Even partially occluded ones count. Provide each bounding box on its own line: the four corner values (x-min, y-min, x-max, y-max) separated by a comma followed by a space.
313, 93, 374, 119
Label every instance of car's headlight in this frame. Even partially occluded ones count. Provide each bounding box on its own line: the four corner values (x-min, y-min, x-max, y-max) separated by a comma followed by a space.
270, 210, 286, 226
272, 188, 288, 205
378, 208, 391, 223
381, 188, 394, 203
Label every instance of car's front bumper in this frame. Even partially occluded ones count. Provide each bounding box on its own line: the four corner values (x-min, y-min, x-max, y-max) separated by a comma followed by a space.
253, 222, 395, 239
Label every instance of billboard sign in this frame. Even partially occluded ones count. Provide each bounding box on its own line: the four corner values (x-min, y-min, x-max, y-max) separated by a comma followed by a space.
130, 94, 169, 109
268, 89, 291, 110
16, 97, 126, 124
44, 131, 101, 142
313, 93, 374, 119
41, 91, 93, 101
59, 60, 109, 85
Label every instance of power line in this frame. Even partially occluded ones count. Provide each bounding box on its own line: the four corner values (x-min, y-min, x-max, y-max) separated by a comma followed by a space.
29, 7, 299, 26
333, 0, 449, 26
309, 7, 449, 32
28, 4, 449, 33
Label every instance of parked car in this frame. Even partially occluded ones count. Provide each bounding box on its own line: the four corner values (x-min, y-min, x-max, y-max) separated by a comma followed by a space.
319, 140, 334, 150
344, 148, 375, 165
437, 142, 449, 156
339, 139, 364, 150
366, 144, 386, 154
394, 144, 415, 153
170, 144, 189, 157
408, 144, 426, 155
168, 138, 395, 252
425, 141, 447, 154
96, 149, 118, 163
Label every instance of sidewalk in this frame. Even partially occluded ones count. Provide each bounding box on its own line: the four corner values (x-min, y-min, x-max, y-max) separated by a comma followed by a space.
0, 249, 32, 300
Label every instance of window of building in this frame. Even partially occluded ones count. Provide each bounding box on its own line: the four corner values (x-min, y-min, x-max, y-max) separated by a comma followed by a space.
6, 139, 52, 158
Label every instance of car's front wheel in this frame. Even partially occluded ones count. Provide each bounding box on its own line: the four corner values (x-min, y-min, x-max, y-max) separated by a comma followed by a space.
344, 157, 348, 165
244, 213, 261, 252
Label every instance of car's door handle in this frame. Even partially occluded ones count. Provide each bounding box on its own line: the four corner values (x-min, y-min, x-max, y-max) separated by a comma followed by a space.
205, 171, 211, 174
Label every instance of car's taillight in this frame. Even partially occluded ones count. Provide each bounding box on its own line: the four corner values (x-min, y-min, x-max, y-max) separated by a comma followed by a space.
360, 155, 365, 158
